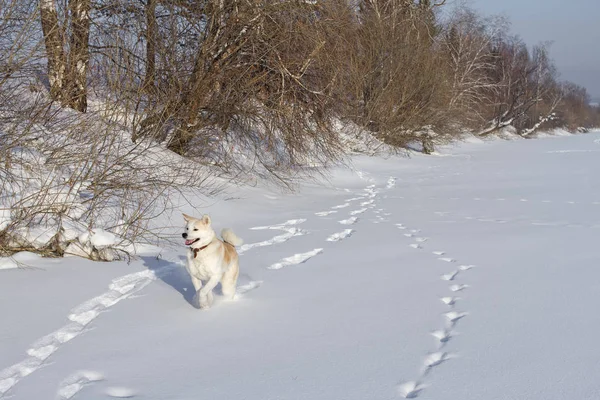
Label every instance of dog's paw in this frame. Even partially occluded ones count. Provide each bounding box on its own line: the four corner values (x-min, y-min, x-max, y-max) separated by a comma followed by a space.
198, 295, 212, 310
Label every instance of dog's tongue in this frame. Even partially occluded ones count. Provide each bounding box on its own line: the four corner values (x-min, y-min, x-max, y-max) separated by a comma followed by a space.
185, 239, 195, 246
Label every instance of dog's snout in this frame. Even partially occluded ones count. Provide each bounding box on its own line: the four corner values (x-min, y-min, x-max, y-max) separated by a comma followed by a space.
182, 233, 187, 239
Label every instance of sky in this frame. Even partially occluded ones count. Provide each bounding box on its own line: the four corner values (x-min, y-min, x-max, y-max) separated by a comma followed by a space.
467, 0, 600, 99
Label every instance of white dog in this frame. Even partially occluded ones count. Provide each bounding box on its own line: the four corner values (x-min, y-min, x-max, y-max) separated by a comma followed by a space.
182, 213, 243, 309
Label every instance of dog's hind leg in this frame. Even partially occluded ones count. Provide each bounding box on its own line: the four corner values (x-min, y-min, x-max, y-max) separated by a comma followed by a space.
221, 261, 240, 300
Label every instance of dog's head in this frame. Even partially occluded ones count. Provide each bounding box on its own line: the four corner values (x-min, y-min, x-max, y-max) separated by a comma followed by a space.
182, 213, 216, 248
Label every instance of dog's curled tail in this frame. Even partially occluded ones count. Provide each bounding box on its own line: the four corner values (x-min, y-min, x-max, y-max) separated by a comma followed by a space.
221, 228, 243, 247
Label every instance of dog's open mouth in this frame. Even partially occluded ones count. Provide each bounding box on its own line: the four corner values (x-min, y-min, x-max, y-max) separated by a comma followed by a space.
185, 238, 200, 246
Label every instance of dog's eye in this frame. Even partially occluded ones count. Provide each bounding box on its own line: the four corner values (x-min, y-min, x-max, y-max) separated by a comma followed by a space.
193, 228, 198, 231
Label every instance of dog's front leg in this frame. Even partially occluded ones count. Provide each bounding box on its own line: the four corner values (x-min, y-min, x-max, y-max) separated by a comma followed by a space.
198, 275, 220, 310
191, 277, 203, 308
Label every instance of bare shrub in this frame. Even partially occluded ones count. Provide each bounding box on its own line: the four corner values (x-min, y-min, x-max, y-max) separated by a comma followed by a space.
342, 1, 455, 151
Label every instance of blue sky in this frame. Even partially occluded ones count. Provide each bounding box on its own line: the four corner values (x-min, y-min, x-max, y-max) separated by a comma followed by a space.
467, 0, 600, 98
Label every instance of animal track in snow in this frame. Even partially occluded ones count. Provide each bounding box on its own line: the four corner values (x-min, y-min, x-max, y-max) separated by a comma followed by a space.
431, 329, 453, 343
268, 249, 323, 270
57, 370, 104, 400
315, 210, 337, 216
423, 352, 454, 369
449, 284, 469, 292
331, 203, 350, 209
235, 281, 263, 299
397, 381, 427, 399
441, 271, 459, 281
326, 229, 354, 242
250, 219, 306, 230
394, 225, 480, 398
349, 208, 368, 216
444, 311, 468, 324
360, 199, 375, 206
440, 296, 459, 306
0, 262, 181, 397
386, 177, 397, 189
339, 217, 359, 225
238, 227, 306, 255
345, 196, 365, 202
105, 386, 137, 398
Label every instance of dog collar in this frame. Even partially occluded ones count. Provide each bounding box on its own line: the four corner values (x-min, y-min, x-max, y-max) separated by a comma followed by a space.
192, 243, 210, 258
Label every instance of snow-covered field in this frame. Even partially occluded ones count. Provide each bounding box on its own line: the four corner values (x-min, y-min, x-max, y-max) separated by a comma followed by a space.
1, 132, 600, 399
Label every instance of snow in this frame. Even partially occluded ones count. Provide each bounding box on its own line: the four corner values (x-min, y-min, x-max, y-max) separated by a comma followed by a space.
1, 132, 600, 399
0, 251, 43, 270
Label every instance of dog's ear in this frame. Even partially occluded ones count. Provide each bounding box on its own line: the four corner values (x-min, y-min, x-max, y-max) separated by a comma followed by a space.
183, 213, 194, 222
201, 214, 211, 226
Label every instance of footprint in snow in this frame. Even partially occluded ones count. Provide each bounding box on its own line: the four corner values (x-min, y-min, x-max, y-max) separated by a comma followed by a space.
415, 237, 428, 243
250, 219, 306, 230
234, 281, 263, 299
339, 217, 358, 225
444, 311, 468, 324
349, 208, 368, 216
315, 210, 337, 216
268, 249, 323, 270
423, 352, 454, 369
106, 386, 137, 398
397, 381, 427, 398
57, 370, 104, 400
404, 233, 414, 238
441, 271, 459, 281
449, 284, 469, 292
326, 229, 354, 242
431, 329, 453, 343
345, 196, 365, 202
386, 177, 396, 189
458, 264, 476, 271
409, 244, 422, 249
238, 227, 306, 255
331, 203, 350, 209
432, 251, 445, 256
440, 296, 459, 306
438, 257, 456, 263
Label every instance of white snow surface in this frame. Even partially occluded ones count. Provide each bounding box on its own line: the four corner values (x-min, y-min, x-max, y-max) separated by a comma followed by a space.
1, 132, 600, 399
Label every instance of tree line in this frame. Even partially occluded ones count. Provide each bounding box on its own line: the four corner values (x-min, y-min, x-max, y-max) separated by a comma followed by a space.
1, 0, 599, 258
2, 0, 600, 163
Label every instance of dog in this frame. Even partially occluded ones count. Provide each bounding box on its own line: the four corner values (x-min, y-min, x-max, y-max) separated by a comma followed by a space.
182, 213, 243, 309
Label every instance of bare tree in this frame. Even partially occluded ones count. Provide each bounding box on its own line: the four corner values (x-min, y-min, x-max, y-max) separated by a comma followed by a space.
40, 0, 91, 112
441, 8, 504, 127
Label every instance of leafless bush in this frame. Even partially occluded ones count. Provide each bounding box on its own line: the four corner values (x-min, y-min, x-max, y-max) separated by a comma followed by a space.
92, 0, 353, 181
341, 1, 455, 151
0, 0, 222, 259
1, 98, 222, 259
